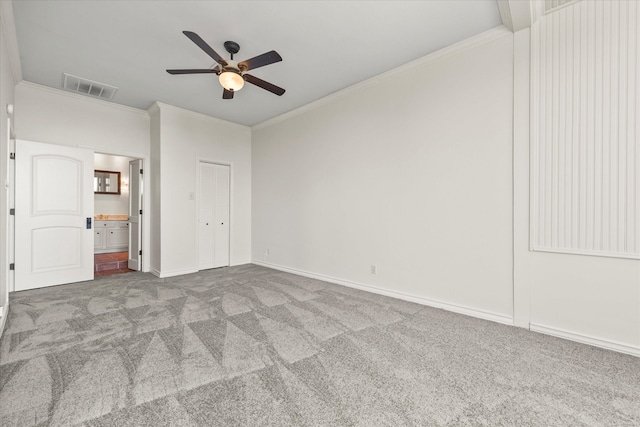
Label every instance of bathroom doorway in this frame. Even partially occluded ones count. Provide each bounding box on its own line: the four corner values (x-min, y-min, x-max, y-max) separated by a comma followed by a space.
93, 153, 142, 277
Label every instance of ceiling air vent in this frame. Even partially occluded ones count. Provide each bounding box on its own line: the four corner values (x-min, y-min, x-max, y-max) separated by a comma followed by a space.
545, 0, 580, 14
62, 73, 118, 101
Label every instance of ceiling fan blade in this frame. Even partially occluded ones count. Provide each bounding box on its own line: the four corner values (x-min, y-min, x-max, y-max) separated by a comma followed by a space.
243, 74, 285, 96
166, 68, 219, 75
223, 88, 234, 99
238, 51, 282, 72
183, 31, 228, 66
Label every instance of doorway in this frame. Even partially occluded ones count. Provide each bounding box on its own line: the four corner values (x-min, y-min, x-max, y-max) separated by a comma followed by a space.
198, 162, 230, 270
12, 140, 148, 291
93, 153, 142, 276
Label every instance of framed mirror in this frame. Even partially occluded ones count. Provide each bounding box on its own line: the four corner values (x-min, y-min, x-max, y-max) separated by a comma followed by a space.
94, 170, 121, 195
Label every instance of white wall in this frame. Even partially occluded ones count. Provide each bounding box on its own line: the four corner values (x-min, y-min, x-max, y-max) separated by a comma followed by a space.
15, 82, 149, 156
94, 153, 135, 216
252, 30, 515, 323
253, 16, 640, 356
529, 253, 639, 352
14, 82, 152, 273
150, 102, 252, 277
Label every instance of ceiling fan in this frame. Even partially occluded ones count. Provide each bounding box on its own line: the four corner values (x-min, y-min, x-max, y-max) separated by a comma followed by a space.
166, 31, 285, 100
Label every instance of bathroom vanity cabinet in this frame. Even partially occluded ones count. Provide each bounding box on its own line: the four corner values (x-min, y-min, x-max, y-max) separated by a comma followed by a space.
94, 220, 128, 253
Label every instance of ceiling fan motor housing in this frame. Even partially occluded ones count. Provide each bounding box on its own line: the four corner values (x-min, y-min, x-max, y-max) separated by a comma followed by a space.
224, 41, 240, 58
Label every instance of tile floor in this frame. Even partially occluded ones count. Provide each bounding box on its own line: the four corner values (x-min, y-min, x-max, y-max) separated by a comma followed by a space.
94, 251, 134, 277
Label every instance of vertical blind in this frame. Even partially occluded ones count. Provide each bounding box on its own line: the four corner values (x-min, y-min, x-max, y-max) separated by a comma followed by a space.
531, 0, 639, 259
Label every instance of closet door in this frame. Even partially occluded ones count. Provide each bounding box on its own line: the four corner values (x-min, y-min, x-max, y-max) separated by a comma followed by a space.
198, 162, 230, 270
212, 164, 230, 268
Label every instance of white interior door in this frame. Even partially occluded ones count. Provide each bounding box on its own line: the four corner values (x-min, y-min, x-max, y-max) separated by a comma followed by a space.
198, 163, 215, 270
198, 162, 230, 270
128, 159, 142, 270
15, 140, 94, 291
213, 164, 230, 267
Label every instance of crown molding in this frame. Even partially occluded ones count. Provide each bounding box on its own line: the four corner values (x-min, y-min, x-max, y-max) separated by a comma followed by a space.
497, 1, 514, 31
498, 0, 534, 32
151, 101, 251, 131
17, 81, 149, 116
147, 102, 161, 116
252, 25, 512, 132
0, 0, 23, 83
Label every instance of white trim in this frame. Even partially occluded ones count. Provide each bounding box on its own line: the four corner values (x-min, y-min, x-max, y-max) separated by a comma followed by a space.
530, 323, 640, 357
152, 102, 250, 131
252, 26, 513, 131
16, 81, 149, 116
155, 268, 198, 279
497, 1, 514, 32
530, 0, 546, 22
252, 260, 514, 326
147, 102, 161, 117
0, 1, 23, 83
0, 302, 8, 340
231, 260, 251, 267
150, 268, 161, 278
498, 0, 535, 33
87, 147, 149, 162
512, 27, 532, 329
532, 246, 640, 260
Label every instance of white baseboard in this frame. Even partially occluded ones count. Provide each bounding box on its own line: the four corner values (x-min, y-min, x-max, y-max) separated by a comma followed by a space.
530, 323, 640, 357
151, 263, 249, 278
252, 260, 514, 326
157, 268, 198, 279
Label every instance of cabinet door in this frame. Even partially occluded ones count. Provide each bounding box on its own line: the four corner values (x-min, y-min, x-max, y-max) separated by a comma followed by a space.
106, 228, 128, 249
94, 229, 105, 249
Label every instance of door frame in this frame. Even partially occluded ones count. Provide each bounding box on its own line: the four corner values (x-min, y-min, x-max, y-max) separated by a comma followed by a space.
195, 158, 232, 271
8, 143, 150, 292
86, 148, 150, 275
127, 158, 143, 271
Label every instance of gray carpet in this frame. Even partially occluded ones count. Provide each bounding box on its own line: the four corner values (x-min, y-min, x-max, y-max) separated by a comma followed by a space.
0, 264, 639, 426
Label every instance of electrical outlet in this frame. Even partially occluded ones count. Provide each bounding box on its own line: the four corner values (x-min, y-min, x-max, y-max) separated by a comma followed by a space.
265, 248, 270, 256
370, 265, 377, 275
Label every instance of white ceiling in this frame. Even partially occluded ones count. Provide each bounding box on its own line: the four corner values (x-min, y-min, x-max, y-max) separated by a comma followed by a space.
12, 1, 503, 127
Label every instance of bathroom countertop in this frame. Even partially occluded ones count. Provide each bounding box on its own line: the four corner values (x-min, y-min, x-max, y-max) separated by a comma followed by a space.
94, 214, 129, 221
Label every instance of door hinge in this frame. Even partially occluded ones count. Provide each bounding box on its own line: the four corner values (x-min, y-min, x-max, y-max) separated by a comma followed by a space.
9, 208, 15, 215
139, 209, 142, 215
9, 263, 14, 271
140, 168, 143, 175
10, 153, 15, 160
139, 250, 142, 255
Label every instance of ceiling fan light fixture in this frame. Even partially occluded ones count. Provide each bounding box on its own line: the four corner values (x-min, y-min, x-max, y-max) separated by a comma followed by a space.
167, 33, 285, 99
219, 71, 244, 91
